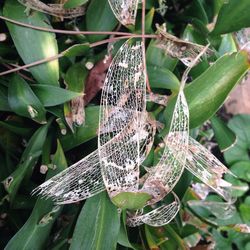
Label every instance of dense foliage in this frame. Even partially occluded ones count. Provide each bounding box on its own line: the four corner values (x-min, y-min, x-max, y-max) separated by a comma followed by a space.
0, 0, 250, 249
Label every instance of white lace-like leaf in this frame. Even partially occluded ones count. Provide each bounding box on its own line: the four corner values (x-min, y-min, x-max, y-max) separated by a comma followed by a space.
33, 40, 155, 204
143, 90, 189, 204
32, 115, 155, 204
127, 192, 180, 227
108, 0, 139, 25
187, 200, 236, 220
99, 40, 151, 197
186, 136, 234, 201
32, 149, 105, 204
18, 0, 85, 18
155, 25, 213, 66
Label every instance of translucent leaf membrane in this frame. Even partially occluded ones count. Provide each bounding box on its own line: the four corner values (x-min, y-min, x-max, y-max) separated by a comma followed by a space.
235, 29, 250, 49
155, 25, 213, 66
108, 0, 138, 25
33, 115, 155, 204
186, 136, 234, 202
32, 149, 105, 204
187, 200, 236, 220
17, 0, 85, 18
127, 192, 180, 227
142, 90, 189, 204
99, 40, 149, 197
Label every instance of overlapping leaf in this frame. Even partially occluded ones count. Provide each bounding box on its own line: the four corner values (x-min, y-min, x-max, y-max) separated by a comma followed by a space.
155, 24, 213, 66
185, 136, 234, 202
108, 0, 139, 26
98, 40, 152, 197
127, 192, 180, 227
33, 40, 155, 204
142, 68, 190, 205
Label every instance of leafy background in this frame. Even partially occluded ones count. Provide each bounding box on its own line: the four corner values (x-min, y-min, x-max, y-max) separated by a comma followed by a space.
0, 0, 250, 249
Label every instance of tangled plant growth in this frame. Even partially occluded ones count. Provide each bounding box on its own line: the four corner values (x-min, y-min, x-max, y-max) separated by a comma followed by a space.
0, 0, 250, 249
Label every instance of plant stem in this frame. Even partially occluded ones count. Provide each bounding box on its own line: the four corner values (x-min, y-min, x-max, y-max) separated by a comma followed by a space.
0, 34, 158, 76
141, 0, 152, 93
0, 15, 133, 36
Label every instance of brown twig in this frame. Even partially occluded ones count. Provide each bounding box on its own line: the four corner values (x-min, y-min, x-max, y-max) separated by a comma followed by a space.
1, 63, 35, 82
0, 15, 133, 36
141, 0, 152, 93
0, 34, 158, 77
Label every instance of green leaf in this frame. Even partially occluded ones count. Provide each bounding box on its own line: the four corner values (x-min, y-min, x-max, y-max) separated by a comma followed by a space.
5, 141, 67, 250
183, 0, 209, 25
145, 8, 155, 33
212, 228, 250, 250
239, 197, 250, 223
218, 33, 237, 56
64, 62, 88, 92
3, 122, 50, 201
111, 192, 151, 210
63, 43, 90, 58
161, 51, 249, 134
118, 211, 136, 250
146, 39, 178, 71
211, 115, 237, 152
224, 115, 250, 165
8, 75, 47, 124
3, 0, 59, 85
64, 0, 88, 8
60, 105, 99, 151
86, 0, 118, 42
230, 161, 250, 182
70, 192, 120, 250
31, 85, 82, 107
0, 120, 34, 137
148, 65, 180, 92
182, 24, 208, 45
212, 0, 250, 35
225, 174, 249, 197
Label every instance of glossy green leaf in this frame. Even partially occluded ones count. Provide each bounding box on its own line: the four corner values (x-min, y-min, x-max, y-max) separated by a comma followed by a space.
146, 39, 178, 71
161, 51, 249, 134
64, 0, 88, 8
145, 8, 155, 33
224, 115, 250, 165
64, 62, 88, 92
8, 75, 47, 124
60, 105, 99, 151
63, 43, 90, 58
86, 0, 118, 42
70, 192, 120, 250
5, 141, 67, 250
230, 161, 250, 182
211, 115, 237, 152
182, 24, 208, 45
212, 0, 250, 35
31, 85, 82, 107
148, 65, 180, 92
3, 122, 50, 201
3, 0, 59, 85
